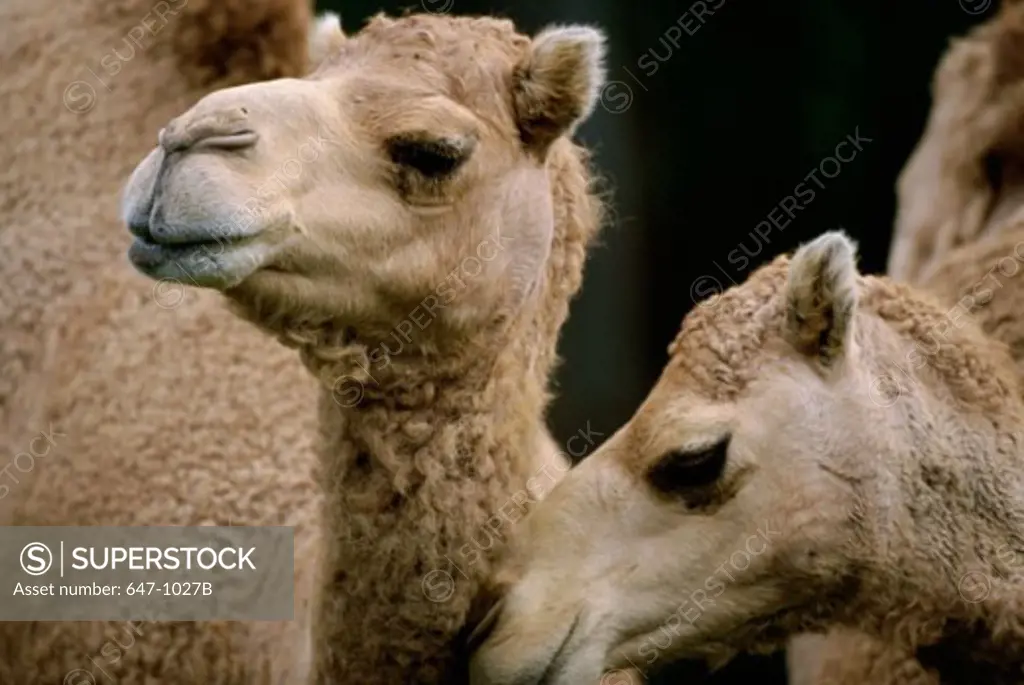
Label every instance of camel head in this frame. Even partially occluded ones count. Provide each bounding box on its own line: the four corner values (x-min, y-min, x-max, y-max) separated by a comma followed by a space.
468, 230, 1022, 685
891, 0, 1024, 281
123, 13, 605, 347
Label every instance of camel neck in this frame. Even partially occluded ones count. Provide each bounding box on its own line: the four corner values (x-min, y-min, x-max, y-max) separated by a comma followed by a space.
308, 312, 559, 684
842, 413, 1024, 682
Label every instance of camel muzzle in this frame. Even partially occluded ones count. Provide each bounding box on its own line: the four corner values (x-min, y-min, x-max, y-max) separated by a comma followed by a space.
121, 113, 280, 288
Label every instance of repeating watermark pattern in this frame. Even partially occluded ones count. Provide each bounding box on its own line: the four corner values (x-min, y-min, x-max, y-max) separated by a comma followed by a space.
957, 544, 1024, 604
959, 0, 993, 15
601, 669, 640, 685
64, 621, 147, 685
600, 0, 727, 114
421, 0, 455, 14
615, 520, 782, 674
688, 127, 873, 308
604, 667, 641, 684
0, 424, 65, 501
957, 570, 992, 604
63, 0, 189, 114
868, 239, 1024, 407
331, 230, 511, 407
151, 277, 187, 310
419, 423, 605, 602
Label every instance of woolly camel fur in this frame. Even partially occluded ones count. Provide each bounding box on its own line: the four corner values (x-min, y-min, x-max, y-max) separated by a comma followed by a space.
792, 1, 1024, 679
889, 0, 1024, 284
469, 231, 1024, 685
121, 12, 607, 683
0, 0, 325, 682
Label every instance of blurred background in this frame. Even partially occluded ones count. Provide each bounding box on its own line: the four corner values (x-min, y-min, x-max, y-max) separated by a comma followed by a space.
319, 0, 985, 682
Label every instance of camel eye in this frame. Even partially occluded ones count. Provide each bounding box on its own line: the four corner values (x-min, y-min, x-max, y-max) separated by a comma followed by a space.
646, 436, 730, 495
386, 134, 475, 178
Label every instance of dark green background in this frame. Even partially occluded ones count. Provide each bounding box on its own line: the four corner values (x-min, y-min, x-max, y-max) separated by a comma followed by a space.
316, 0, 985, 681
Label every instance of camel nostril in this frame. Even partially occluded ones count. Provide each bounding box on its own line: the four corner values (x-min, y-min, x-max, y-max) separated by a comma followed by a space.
159, 112, 258, 153
192, 130, 259, 151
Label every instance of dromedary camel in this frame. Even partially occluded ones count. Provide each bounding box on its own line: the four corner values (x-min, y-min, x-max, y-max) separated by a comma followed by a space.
469, 231, 1024, 685
121, 12, 607, 683
0, 0, 325, 682
792, 226, 1024, 685
889, 0, 1024, 284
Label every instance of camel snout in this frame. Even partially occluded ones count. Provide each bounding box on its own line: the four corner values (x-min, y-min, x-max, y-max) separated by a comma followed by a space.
159, 107, 257, 154
121, 118, 280, 289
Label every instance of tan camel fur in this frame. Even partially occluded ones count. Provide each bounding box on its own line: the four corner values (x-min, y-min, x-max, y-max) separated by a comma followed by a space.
889, 0, 1024, 283
468, 231, 1024, 685
921, 229, 1024, 370
0, 0, 326, 683
121, 12, 607, 683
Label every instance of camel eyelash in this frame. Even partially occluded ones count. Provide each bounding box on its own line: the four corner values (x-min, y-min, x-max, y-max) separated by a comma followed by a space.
646, 435, 731, 496
385, 134, 475, 178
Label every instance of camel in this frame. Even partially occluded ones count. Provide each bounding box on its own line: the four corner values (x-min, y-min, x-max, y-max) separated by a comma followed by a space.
889, 0, 1024, 284
0, 0, 329, 682
783, 224, 1024, 685
468, 230, 1024, 685
120, 11, 607, 683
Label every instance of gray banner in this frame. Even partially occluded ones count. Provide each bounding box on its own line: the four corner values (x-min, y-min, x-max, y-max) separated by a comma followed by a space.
0, 527, 293, 620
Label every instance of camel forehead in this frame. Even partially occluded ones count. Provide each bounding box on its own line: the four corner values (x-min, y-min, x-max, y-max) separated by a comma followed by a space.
343, 14, 529, 67
664, 257, 790, 401
315, 14, 529, 121
610, 259, 791, 477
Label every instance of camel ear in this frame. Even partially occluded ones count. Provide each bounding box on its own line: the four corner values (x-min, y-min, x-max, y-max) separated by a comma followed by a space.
308, 12, 345, 70
512, 25, 607, 154
784, 231, 859, 365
